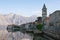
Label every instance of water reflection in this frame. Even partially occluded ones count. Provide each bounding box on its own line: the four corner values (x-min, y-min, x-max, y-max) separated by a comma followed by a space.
0, 30, 33, 40
21, 38, 30, 40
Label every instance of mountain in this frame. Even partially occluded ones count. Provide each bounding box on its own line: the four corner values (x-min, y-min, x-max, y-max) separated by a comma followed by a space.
0, 13, 37, 25
0, 13, 37, 40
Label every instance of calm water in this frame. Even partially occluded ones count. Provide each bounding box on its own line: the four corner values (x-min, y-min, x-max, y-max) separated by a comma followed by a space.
0, 26, 33, 40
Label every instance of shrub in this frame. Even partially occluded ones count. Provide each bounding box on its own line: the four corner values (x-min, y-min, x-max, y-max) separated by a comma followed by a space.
36, 24, 43, 31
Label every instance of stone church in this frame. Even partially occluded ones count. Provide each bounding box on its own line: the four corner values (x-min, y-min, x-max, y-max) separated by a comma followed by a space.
49, 10, 60, 35
42, 4, 60, 35
41, 4, 49, 29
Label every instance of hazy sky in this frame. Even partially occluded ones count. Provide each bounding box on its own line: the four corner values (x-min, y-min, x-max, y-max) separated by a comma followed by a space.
0, 0, 60, 17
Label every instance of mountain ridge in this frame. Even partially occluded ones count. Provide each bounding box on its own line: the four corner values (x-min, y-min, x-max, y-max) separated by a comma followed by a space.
0, 13, 37, 25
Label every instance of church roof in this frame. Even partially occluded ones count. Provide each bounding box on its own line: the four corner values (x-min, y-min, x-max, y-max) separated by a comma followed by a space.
46, 17, 49, 20
42, 4, 46, 9
51, 10, 60, 15
54, 10, 60, 13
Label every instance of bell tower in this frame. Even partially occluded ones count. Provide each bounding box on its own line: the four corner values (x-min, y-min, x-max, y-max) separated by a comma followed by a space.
42, 4, 47, 22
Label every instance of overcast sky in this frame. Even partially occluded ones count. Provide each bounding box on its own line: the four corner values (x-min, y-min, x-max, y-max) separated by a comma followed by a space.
0, 0, 60, 17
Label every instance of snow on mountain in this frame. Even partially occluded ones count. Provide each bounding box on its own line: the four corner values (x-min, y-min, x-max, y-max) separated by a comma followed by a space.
0, 13, 37, 25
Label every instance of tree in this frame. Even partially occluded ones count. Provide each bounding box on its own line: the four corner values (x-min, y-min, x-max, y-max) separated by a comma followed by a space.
36, 24, 43, 31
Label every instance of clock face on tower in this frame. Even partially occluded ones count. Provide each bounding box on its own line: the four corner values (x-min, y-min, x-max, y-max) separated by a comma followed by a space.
43, 12, 45, 13
43, 12, 46, 15
43, 9, 46, 12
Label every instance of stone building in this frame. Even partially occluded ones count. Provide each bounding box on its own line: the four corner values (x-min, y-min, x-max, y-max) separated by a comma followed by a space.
49, 10, 60, 35
49, 10, 60, 27
42, 4, 47, 24
42, 4, 60, 35
42, 4, 50, 30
